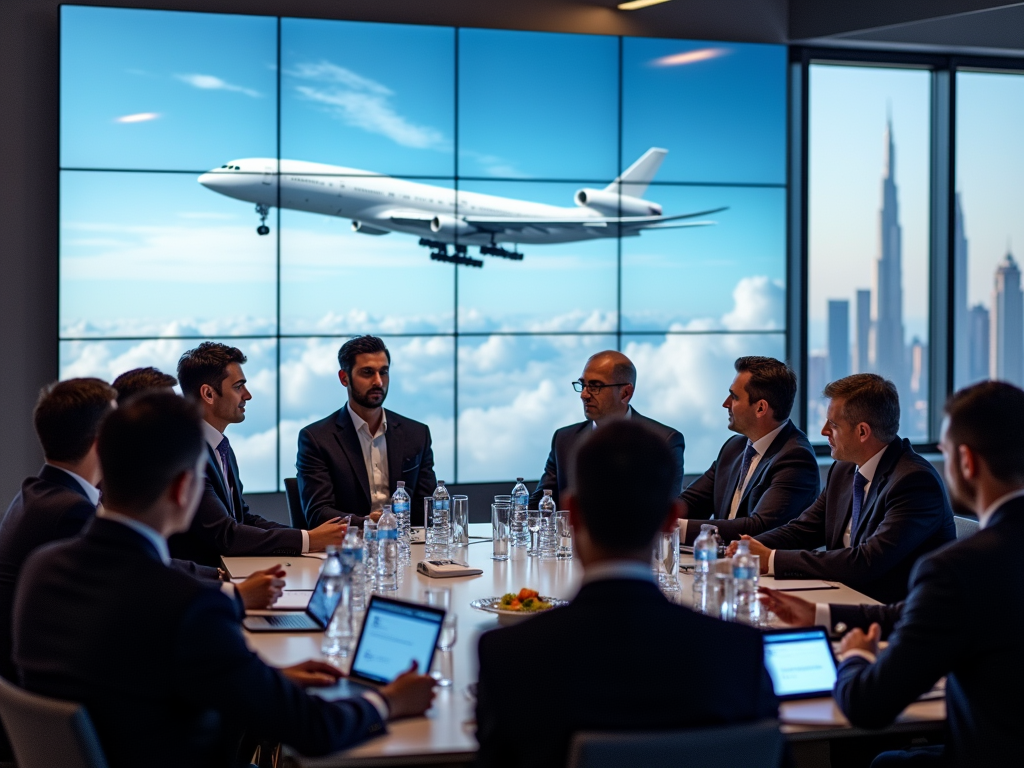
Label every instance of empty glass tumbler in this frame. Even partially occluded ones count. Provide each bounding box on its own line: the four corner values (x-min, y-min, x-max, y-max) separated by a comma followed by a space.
553, 511, 573, 559
491, 502, 511, 561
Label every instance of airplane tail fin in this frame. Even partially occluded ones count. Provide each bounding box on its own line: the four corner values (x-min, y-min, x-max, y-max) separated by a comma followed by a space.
604, 148, 667, 198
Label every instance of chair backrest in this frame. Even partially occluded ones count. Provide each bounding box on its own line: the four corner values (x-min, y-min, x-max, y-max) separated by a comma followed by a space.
953, 514, 979, 540
284, 477, 307, 529
567, 718, 782, 768
0, 676, 108, 768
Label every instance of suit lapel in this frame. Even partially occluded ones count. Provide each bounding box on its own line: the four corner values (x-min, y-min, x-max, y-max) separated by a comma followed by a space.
226, 446, 245, 521
205, 446, 236, 519
720, 442, 745, 519
851, 439, 901, 544
335, 406, 371, 506
830, 463, 856, 549
385, 410, 402, 496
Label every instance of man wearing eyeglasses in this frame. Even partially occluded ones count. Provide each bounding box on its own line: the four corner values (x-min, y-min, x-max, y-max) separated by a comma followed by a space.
528, 351, 685, 509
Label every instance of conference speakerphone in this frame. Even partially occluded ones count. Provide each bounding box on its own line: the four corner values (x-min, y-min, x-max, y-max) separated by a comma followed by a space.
762, 627, 839, 701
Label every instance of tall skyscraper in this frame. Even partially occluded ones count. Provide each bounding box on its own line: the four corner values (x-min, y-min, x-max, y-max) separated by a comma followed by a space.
855, 289, 871, 373
869, 118, 907, 395
827, 299, 850, 381
968, 304, 990, 384
953, 193, 969, 387
990, 252, 1023, 386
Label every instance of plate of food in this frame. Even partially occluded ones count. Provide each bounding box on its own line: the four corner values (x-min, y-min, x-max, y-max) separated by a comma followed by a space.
470, 588, 567, 624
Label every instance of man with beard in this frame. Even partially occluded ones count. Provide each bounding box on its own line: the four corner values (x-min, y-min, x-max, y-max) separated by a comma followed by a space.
296, 336, 437, 528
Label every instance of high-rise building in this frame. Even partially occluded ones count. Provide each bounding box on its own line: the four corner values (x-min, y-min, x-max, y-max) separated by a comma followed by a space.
869, 118, 907, 396
827, 300, 850, 381
968, 304, 990, 384
855, 289, 871, 373
953, 193, 969, 387
990, 252, 1023, 386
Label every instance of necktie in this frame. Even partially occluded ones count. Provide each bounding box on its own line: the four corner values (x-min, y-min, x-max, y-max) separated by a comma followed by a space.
736, 441, 759, 498
851, 471, 868, 537
216, 436, 236, 517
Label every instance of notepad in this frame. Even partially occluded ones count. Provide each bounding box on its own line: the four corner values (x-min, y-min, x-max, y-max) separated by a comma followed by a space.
760, 578, 838, 592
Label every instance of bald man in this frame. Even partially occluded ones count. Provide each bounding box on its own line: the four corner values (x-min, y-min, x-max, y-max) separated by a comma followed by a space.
529, 351, 685, 508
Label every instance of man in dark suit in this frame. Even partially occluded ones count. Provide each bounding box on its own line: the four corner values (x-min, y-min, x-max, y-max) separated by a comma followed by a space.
529, 350, 685, 509
729, 374, 955, 604
477, 420, 777, 768
759, 586, 903, 639
12, 392, 436, 768
111, 366, 177, 403
680, 356, 819, 544
297, 335, 437, 528
169, 343, 347, 567
831, 381, 1024, 766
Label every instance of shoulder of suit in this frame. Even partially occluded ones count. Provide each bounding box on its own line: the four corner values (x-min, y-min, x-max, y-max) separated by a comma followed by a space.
383, 409, 429, 432
299, 407, 348, 438
553, 421, 589, 440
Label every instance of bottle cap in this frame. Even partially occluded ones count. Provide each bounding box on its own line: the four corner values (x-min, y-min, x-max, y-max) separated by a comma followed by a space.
517, 477, 524, 482
396, 481, 405, 488
543, 489, 552, 496
439, 480, 446, 485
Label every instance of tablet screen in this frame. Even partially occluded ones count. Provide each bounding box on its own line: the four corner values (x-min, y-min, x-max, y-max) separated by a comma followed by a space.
763, 629, 838, 699
350, 597, 445, 685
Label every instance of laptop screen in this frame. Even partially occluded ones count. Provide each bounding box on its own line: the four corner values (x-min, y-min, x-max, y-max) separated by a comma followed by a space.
762, 628, 838, 700
350, 596, 446, 685
305, 568, 343, 628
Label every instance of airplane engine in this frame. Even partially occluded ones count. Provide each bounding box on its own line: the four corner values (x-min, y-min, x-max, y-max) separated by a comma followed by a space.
351, 220, 391, 236
574, 188, 662, 217
430, 215, 476, 237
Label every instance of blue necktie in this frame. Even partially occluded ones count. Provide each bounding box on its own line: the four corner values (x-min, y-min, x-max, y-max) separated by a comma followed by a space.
736, 441, 759, 497
851, 471, 868, 537
216, 436, 236, 516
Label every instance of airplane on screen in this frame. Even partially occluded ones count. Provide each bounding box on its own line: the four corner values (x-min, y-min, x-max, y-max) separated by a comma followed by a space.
198, 147, 725, 267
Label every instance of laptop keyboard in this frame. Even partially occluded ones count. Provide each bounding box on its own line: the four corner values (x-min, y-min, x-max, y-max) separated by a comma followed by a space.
261, 613, 313, 629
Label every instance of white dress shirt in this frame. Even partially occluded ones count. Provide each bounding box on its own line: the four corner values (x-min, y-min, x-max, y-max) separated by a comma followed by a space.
347, 407, 390, 514
769, 444, 887, 577
47, 464, 101, 507
202, 420, 308, 552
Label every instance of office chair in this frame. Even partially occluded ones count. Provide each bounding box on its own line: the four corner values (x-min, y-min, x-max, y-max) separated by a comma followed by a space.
284, 477, 307, 529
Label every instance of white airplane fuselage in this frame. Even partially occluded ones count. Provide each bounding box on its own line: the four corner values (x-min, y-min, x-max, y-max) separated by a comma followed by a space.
198, 158, 662, 246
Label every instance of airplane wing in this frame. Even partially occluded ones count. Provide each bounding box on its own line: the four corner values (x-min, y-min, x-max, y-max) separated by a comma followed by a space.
462, 207, 727, 234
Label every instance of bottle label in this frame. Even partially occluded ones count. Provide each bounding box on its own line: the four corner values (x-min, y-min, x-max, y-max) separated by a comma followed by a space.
694, 549, 716, 562
378, 528, 398, 540
393, 501, 410, 514
733, 565, 757, 579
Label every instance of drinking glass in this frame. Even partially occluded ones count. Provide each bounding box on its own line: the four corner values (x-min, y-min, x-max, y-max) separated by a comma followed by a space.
423, 587, 456, 687
527, 507, 541, 557
553, 511, 573, 559
658, 526, 680, 592
713, 559, 736, 621
452, 495, 470, 548
363, 519, 378, 590
491, 502, 511, 561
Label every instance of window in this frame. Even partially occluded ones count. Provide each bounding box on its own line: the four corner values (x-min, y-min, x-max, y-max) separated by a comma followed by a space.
59, 6, 787, 489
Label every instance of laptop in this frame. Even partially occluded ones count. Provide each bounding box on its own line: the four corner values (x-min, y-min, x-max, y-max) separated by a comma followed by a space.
243, 566, 340, 632
314, 595, 446, 699
761, 627, 839, 700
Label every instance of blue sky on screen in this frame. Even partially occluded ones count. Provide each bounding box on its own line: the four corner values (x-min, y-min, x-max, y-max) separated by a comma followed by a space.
60, 6, 277, 171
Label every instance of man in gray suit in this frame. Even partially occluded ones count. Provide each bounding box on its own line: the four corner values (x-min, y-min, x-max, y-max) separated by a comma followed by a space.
530, 350, 685, 509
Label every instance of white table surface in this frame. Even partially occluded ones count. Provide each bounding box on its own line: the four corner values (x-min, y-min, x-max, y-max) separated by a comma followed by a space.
223, 523, 945, 765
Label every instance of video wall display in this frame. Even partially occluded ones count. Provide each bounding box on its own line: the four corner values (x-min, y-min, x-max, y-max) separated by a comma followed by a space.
60, 6, 787, 489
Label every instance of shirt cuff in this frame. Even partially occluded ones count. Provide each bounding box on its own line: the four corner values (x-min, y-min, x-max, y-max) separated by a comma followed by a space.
766, 550, 776, 576
362, 690, 390, 721
220, 583, 237, 599
838, 648, 877, 664
300, 530, 310, 553
814, 603, 831, 630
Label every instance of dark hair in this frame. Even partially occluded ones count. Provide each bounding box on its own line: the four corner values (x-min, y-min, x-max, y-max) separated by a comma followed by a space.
112, 367, 178, 404
735, 356, 797, 421
98, 392, 204, 511
572, 420, 677, 552
337, 335, 390, 377
33, 378, 117, 462
823, 373, 900, 442
945, 381, 1024, 483
176, 342, 246, 399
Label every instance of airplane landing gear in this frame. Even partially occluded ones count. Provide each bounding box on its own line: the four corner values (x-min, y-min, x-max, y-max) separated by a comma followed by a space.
255, 204, 271, 236
480, 244, 524, 260
419, 238, 484, 268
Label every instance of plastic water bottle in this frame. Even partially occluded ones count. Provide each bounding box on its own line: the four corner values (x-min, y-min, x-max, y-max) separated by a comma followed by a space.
692, 525, 719, 615
392, 481, 412, 564
342, 528, 365, 613
321, 546, 353, 657
731, 539, 760, 625
363, 519, 378, 591
511, 478, 530, 548
377, 504, 398, 592
538, 490, 557, 559
427, 480, 451, 560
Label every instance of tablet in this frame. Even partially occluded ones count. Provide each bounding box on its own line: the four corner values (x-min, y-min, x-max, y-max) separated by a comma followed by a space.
762, 627, 838, 700
349, 596, 446, 686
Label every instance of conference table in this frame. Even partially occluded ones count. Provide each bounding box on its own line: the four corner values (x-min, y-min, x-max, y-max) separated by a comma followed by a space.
223, 524, 945, 767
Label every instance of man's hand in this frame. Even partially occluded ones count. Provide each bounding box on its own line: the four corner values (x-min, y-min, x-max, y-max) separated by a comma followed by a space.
281, 660, 345, 687
378, 661, 436, 720
758, 587, 815, 627
368, 510, 383, 523
308, 517, 349, 551
235, 565, 286, 610
839, 623, 881, 657
725, 535, 771, 574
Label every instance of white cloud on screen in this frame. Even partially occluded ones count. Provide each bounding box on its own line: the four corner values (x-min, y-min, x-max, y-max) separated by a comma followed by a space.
175, 73, 262, 98
289, 61, 446, 150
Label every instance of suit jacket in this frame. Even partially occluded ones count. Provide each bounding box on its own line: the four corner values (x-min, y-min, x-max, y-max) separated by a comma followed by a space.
297, 405, 436, 528
169, 444, 302, 568
476, 577, 777, 768
0, 466, 219, 682
679, 421, 820, 544
529, 410, 685, 509
13, 517, 385, 768
755, 438, 955, 603
834, 497, 1024, 766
